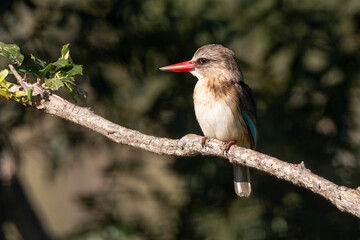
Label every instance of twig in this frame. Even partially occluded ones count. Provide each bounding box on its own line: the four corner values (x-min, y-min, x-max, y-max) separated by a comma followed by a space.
8, 65, 45, 97
9, 65, 29, 91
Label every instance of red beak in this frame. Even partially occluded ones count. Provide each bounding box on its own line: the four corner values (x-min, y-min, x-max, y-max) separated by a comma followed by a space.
159, 60, 195, 72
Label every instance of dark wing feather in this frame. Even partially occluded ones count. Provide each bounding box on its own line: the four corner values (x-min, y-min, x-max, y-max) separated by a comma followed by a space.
236, 81, 257, 149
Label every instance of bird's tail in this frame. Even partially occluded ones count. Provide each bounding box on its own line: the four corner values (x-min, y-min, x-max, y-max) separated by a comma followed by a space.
233, 163, 251, 197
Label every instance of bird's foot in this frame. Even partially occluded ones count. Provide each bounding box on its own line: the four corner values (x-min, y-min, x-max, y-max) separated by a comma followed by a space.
201, 136, 208, 148
224, 141, 236, 152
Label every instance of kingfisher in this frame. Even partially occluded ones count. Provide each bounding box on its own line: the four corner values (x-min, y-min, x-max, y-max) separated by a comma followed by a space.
160, 44, 257, 197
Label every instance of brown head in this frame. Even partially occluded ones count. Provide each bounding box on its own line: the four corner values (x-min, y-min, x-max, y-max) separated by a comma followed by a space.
160, 44, 243, 82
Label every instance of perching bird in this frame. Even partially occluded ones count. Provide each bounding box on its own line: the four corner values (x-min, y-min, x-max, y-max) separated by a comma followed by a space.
160, 44, 257, 197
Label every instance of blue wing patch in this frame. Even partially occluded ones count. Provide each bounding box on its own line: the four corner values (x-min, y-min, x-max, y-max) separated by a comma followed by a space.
242, 110, 257, 143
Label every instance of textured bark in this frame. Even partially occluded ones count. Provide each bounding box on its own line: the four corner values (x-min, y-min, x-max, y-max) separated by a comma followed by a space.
5, 67, 360, 219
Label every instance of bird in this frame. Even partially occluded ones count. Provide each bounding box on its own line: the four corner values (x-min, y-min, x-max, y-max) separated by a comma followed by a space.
159, 44, 257, 197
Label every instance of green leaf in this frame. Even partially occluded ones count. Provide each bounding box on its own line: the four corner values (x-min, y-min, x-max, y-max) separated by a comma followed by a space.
31, 54, 47, 68
53, 58, 68, 70
0, 42, 24, 65
61, 44, 70, 60
0, 81, 8, 89
14, 91, 25, 97
0, 69, 8, 81
66, 64, 83, 76
39, 63, 56, 76
26, 88, 32, 102
63, 80, 74, 91
0, 80, 8, 89
0, 89, 12, 98
39, 59, 69, 76
45, 78, 64, 90
0, 69, 8, 89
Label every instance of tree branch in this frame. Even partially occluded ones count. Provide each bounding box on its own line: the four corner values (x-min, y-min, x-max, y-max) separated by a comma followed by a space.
4, 67, 360, 219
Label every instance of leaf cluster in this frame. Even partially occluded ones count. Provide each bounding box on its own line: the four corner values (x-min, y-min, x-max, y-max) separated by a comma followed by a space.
0, 42, 87, 104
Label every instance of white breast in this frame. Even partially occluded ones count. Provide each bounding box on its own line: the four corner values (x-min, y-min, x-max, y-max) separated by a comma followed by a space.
192, 73, 249, 146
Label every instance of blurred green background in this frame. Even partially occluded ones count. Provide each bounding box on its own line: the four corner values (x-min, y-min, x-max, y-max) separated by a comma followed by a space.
1, 0, 360, 239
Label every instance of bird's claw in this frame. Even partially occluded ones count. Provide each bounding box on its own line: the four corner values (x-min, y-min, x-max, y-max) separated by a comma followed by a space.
224, 140, 236, 152
201, 136, 208, 148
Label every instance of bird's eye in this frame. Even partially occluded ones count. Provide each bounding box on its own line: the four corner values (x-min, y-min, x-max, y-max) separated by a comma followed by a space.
199, 58, 208, 64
